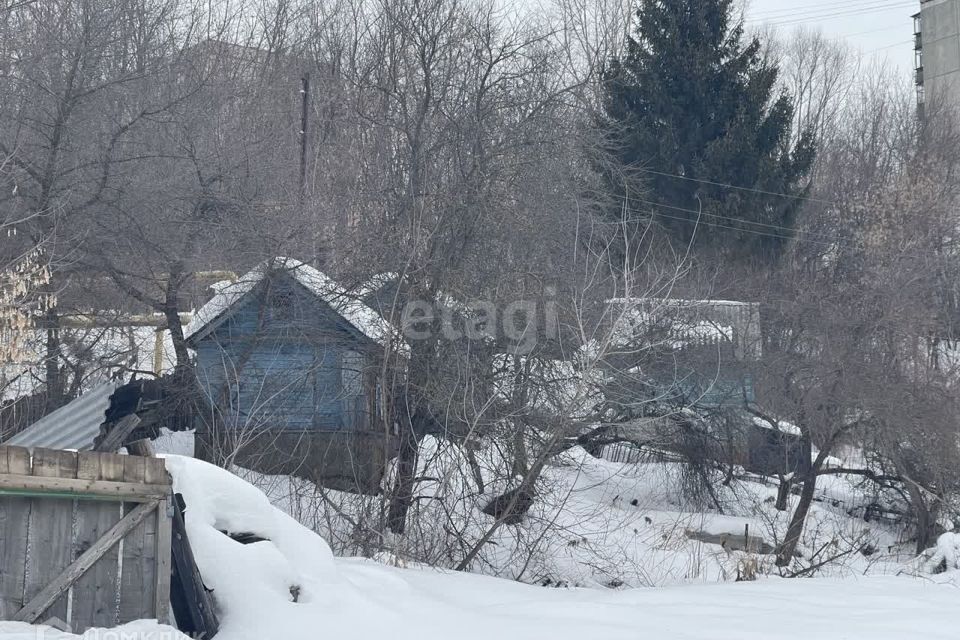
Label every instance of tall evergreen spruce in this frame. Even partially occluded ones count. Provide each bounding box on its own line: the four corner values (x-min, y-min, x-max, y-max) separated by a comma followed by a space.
602, 0, 815, 263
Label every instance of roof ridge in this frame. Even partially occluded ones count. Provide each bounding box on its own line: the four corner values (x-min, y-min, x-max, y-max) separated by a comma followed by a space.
184, 257, 399, 347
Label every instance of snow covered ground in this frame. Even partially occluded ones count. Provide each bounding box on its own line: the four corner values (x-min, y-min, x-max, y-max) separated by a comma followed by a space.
236, 436, 913, 588
2, 454, 957, 640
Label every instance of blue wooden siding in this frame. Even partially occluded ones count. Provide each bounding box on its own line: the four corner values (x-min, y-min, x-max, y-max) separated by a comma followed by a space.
192, 274, 372, 432
674, 372, 754, 408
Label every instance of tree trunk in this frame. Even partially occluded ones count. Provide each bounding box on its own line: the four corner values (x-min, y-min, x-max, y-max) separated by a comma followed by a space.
466, 446, 485, 494
775, 474, 792, 511
509, 356, 530, 477
165, 302, 190, 368
385, 296, 438, 535
163, 264, 191, 368
776, 471, 815, 567
511, 426, 528, 478
43, 306, 64, 413
906, 482, 940, 554
385, 407, 422, 534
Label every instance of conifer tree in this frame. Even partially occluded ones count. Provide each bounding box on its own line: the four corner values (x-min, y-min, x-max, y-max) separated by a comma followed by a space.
602, 0, 815, 263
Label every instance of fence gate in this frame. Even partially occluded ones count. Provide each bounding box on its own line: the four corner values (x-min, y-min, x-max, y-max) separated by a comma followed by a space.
0, 446, 172, 633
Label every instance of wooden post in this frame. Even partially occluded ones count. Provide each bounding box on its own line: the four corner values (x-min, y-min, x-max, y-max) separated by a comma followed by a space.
128, 439, 156, 457
95, 414, 142, 453
155, 496, 173, 623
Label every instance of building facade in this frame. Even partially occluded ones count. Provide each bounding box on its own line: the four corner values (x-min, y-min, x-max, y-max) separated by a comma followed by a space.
915, 0, 960, 115
185, 258, 398, 493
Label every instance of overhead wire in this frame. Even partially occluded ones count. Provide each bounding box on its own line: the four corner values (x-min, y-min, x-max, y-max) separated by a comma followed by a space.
762, 4, 917, 28
748, 1, 916, 27
586, 172, 931, 256
743, 1, 915, 58
748, 0, 908, 19
629, 197, 852, 246
623, 198, 939, 261
631, 167, 841, 207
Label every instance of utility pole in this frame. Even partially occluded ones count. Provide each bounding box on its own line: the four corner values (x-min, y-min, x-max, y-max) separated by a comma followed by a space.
299, 72, 310, 204
299, 71, 325, 267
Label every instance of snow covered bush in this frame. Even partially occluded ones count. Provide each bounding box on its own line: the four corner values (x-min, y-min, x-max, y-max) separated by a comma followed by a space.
922, 532, 960, 574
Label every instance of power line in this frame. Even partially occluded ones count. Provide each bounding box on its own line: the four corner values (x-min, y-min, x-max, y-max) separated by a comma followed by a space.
748, 0, 907, 20
623, 180, 935, 254
748, 0, 906, 22
632, 167, 841, 207
760, 3, 916, 28
631, 199, 939, 260
589, 178, 942, 259
645, 206, 835, 248
749, 0, 913, 23
859, 39, 913, 56
630, 197, 852, 245
846, 24, 911, 39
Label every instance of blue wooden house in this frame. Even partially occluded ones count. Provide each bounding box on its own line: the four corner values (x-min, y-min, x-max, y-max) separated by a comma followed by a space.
184, 258, 398, 492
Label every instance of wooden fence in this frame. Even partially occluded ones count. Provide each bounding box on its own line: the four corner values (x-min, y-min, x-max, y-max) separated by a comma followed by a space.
0, 446, 172, 633
600, 442, 685, 465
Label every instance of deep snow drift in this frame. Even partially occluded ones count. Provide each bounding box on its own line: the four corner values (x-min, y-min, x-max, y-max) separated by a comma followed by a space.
4, 455, 957, 640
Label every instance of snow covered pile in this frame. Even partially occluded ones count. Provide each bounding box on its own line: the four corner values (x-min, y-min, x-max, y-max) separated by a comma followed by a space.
922, 532, 960, 573
163, 455, 340, 639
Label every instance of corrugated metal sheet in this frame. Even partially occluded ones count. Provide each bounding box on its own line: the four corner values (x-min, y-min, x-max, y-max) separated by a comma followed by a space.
5, 382, 119, 450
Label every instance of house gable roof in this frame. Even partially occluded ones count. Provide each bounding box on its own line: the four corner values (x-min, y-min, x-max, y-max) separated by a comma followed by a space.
185, 258, 397, 347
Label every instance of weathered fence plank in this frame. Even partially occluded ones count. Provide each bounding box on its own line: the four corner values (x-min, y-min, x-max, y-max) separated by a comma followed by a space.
0, 473, 171, 501
155, 497, 172, 623
0, 496, 30, 617
0, 447, 32, 617
119, 458, 157, 622
144, 457, 168, 486
71, 501, 124, 629
23, 449, 76, 621
169, 495, 219, 637
71, 452, 123, 630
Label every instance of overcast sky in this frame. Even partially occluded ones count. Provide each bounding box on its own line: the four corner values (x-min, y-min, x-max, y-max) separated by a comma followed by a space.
743, 0, 918, 73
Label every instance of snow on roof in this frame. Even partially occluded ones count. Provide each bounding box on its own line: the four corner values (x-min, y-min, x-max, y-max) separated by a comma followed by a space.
354, 271, 400, 299
184, 258, 399, 347
606, 297, 758, 308
751, 415, 802, 436
605, 297, 761, 359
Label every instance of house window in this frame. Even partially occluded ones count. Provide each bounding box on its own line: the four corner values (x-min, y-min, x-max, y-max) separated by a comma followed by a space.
268, 289, 295, 322
341, 350, 363, 396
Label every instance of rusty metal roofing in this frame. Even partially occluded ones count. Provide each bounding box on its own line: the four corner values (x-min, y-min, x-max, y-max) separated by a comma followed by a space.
4, 382, 119, 450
